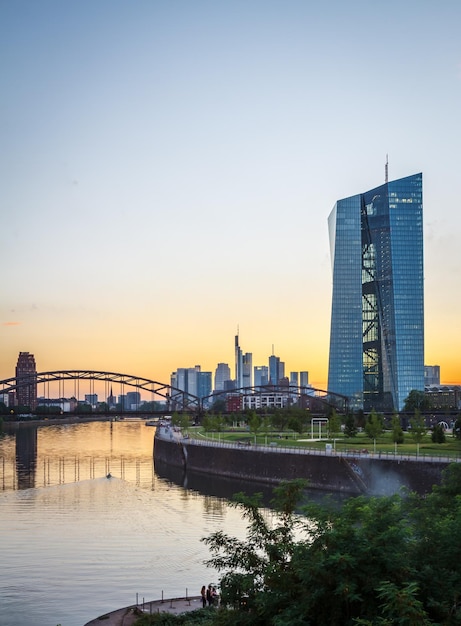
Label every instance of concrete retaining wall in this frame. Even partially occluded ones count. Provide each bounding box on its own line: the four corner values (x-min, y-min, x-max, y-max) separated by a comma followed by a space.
154, 431, 449, 496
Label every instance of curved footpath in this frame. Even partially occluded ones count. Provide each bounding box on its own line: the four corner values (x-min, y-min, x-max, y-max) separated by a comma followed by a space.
84, 596, 202, 626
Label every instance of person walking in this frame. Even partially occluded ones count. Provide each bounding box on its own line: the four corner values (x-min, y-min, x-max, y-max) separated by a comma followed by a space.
201, 585, 207, 608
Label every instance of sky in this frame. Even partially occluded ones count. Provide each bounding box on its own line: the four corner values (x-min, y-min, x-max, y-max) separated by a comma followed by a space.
1, 0, 460, 394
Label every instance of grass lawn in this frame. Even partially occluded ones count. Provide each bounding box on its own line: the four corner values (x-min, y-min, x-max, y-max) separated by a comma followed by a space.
188, 426, 461, 459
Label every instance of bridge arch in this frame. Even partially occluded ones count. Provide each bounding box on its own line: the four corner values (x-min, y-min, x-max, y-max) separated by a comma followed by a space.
1, 372, 350, 416
0, 370, 201, 412
203, 384, 349, 414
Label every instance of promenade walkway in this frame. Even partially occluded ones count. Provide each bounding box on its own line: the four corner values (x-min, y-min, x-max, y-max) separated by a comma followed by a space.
84, 596, 202, 626
158, 425, 461, 465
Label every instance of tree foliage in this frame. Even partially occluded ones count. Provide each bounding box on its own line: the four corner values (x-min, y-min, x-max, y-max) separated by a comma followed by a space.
343, 413, 357, 438
404, 390, 432, 412
391, 412, 404, 445
364, 409, 384, 441
328, 409, 342, 440
195, 466, 461, 626
431, 423, 446, 444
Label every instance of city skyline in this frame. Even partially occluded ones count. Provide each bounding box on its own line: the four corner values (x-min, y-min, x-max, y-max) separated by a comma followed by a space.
1, 2, 460, 388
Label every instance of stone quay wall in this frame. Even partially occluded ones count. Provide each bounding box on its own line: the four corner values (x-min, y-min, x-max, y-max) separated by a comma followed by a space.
154, 428, 453, 496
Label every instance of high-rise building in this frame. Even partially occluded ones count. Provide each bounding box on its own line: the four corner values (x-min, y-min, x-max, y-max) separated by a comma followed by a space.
269, 354, 285, 385
171, 366, 201, 396
15, 352, 37, 410
300, 371, 309, 388
85, 394, 98, 407
197, 371, 212, 399
290, 372, 299, 387
424, 365, 440, 387
242, 353, 252, 388
254, 365, 269, 388
126, 391, 141, 410
214, 363, 231, 392
235, 333, 243, 388
327, 173, 424, 412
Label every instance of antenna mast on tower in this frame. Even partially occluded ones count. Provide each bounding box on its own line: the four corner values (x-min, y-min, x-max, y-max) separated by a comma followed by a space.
385, 154, 389, 183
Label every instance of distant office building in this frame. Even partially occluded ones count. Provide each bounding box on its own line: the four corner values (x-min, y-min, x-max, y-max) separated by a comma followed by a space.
171, 366, 201, 397
126, 391, 141, 410
15, 352, 37, 410
37, 397, 77, 413
424, 365, 440, 387
223, 379, 236, 391
85, 394, 98, 406
300, 371, 309, 388
197, 371, 212, 399
243, 393, 291, 411
242, 353, 252, 388
214, 363, 232, 392
235, 334, 243, 388
254, 365, 269, 388
425, 385, 460, 410
269, 355, 285, 385
328, 173, 424, 411
290, 372, 299, 387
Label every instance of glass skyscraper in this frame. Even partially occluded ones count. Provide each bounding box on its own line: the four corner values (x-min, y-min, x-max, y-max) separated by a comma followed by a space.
327, 173, 424, 412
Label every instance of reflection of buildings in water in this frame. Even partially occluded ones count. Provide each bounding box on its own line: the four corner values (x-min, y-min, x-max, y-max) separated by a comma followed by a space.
153, 457, 350, 513
153, 457, 275, 508
16, 426, 38, 490
1, 438, 156, 491
203, 494, 226, 518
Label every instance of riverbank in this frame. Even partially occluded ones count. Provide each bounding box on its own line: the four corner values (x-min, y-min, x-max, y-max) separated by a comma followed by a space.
154, 425, 452, 495
2, 415, 128, 429
84, 596, 202, 626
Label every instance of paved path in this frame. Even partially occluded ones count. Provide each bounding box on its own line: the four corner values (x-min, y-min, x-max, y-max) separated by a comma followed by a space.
84, 596, 203, 626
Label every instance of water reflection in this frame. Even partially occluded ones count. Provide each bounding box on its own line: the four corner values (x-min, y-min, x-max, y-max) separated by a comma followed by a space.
154, 457, 276, 506
16, 426, 37, 489
1, 420, 158, 491
0, 421, 257, 626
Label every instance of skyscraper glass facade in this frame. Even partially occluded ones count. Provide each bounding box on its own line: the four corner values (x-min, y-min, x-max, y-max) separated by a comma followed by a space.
327, 173, 424, 411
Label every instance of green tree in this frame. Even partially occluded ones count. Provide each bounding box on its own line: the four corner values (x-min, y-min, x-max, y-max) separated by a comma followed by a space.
343, 412, 357, 438
201, 415, 213, 434
328, 409, 342, 445
391, 412, 404, 445
410, 410, 426, 455
364, 409, 383, 451
287, 415, 305, 439
270, 409, 289, 433
198, 470, 461, 626
202, 479, 308, 618
261, 414, 271, 445
248, 411, 261, 443
431, 423, 446, 444
404, 390, 431, 412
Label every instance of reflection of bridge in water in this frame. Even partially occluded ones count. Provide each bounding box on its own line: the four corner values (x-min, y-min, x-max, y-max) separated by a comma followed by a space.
1, 423, 156, 491
0, 370, 350, 414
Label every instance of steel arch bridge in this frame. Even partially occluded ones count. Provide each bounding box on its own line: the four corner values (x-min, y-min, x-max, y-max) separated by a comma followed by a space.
1, 371, 350, 415
0, 370, 201, 413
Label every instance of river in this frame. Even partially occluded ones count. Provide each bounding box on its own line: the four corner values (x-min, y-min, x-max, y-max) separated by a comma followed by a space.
0, 420, 264, 626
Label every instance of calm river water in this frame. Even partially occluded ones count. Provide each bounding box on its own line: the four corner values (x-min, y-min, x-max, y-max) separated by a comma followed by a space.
0, 420, 270, 626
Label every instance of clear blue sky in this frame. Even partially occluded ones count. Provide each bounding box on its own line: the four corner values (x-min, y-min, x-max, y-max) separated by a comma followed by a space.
1, 0, 460, 388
